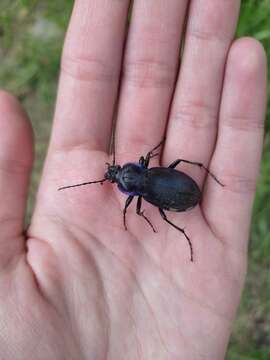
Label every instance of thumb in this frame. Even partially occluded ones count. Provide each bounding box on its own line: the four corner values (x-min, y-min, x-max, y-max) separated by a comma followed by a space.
0, 91, 33, 268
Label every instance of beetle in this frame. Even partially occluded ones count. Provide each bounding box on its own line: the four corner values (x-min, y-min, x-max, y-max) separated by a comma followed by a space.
58, 140, 224, 261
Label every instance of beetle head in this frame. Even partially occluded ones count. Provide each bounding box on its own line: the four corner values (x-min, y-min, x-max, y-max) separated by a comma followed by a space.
105, 163, 122, 183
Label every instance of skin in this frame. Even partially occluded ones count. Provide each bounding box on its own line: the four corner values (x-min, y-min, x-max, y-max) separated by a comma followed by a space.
0, 1, 267, 359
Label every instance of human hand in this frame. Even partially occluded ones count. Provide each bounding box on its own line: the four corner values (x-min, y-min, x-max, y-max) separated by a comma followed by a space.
0, 1, 267, 359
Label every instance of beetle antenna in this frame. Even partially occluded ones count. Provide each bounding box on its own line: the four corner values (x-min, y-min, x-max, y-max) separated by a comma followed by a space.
112, 143, 116, 166
112, 127, 116, 166
58, 179, 107, 191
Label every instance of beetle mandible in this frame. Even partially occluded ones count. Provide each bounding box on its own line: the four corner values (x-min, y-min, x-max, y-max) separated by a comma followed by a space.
58, 140, 224, 261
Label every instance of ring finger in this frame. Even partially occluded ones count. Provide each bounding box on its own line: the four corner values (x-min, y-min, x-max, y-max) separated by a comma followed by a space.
164, 0, 240, 186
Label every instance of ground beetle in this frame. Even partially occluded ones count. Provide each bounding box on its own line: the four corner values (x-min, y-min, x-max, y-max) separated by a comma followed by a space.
58, 140, 224, 261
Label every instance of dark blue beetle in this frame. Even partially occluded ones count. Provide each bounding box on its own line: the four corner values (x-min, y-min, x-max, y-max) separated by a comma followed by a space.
58, 140, 223, 261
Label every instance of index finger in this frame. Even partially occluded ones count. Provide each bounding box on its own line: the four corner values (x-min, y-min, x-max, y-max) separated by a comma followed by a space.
49, 1, 130, 154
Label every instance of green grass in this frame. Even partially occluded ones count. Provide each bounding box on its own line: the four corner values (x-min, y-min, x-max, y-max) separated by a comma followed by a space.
0, 1, 269, 358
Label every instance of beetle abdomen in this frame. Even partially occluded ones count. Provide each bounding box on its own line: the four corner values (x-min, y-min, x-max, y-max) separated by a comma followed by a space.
142, 167, 201, 211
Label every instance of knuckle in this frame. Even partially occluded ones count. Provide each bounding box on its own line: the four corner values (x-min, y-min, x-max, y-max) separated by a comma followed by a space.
122, 59, 176, 89
187, 26, 230, 45
61, 54, 118, 84
222, 113, 265, 132
223, 174, 257, 194
187, 0, 236, 46
172, 100, 217, 130
0, 157, 32, 175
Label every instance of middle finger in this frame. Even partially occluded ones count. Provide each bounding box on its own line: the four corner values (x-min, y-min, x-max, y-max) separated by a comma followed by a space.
115, 0, 189, 162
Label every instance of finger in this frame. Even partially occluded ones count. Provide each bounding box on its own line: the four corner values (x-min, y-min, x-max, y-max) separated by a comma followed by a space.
203, 38, 267, 251
115, 0, 188, 162
164, 0, 240, 185
49, 0, 130, 154
0, 91, 33, 266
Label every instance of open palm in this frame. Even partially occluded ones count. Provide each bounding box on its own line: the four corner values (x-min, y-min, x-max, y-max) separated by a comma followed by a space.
0, 1, 267, 359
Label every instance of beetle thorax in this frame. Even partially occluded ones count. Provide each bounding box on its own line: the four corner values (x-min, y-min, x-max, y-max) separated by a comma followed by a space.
117, 163, 144, 195
105, 163, 145, 195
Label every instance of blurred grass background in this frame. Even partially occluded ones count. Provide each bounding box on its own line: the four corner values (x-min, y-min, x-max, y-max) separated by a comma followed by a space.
0, 0, 269, 358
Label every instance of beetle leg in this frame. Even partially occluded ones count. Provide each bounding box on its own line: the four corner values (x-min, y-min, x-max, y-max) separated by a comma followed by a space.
139, 155, 153, 168
139, 156, 145, 165
136, 196, 156, 233
150, 152, 159, 159
143, 152, 159, 168
168, 159, 181, 169
123, 196, 134, 231
168, 159, 224, 187
159, 208, 193, 262
143, 153, 151, 168
148, 138, 166, 154
140, 152, 157, 168
141, 139, 166, 168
